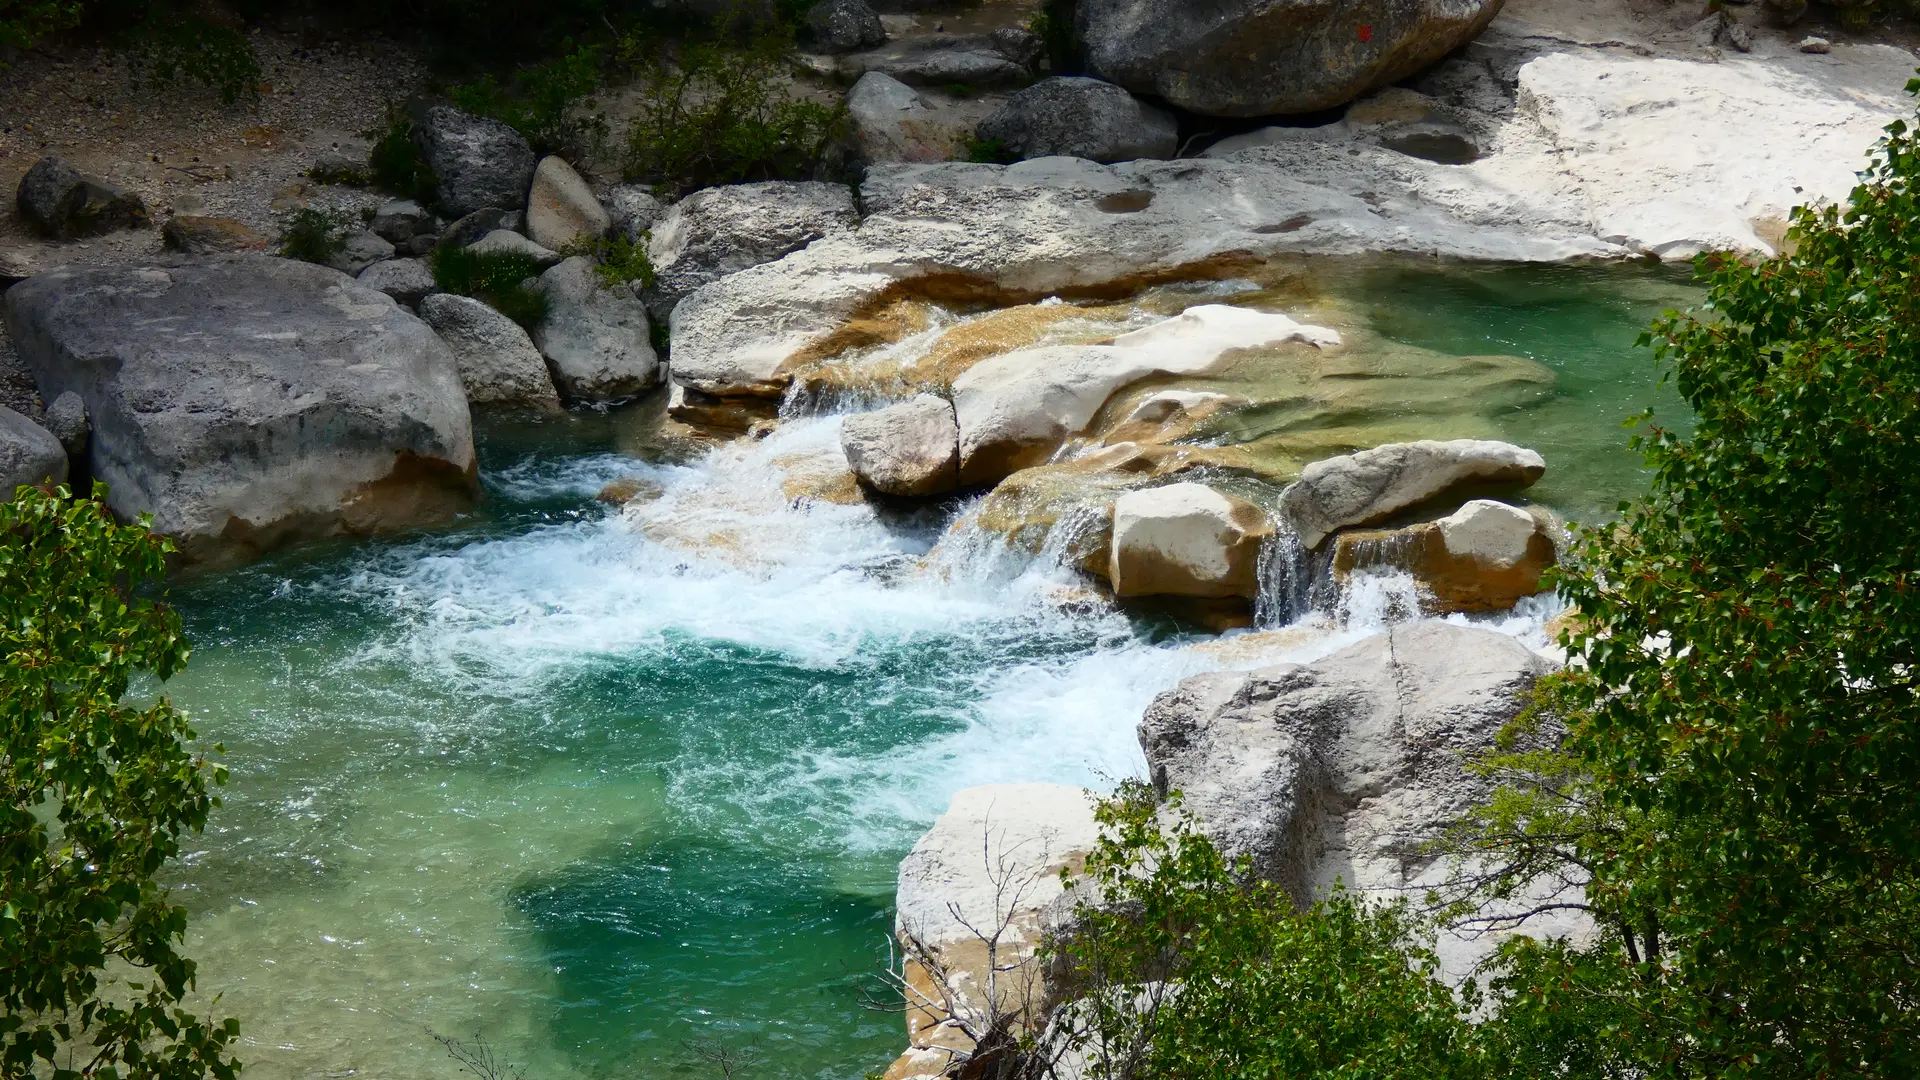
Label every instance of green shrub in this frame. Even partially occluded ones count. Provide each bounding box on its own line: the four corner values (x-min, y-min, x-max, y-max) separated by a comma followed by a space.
620, 32, 844, 196
559, 233, 656, 291
965, 136, 1016, 164
366, 105, 439, 204
450, 41, 609, 159
430, 245, 549, 329
276, 206, 356, 264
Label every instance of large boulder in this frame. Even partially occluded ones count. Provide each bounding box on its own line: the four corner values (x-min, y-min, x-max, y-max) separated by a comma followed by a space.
1331, 498, 1556, 612
1109, 482, 1270, 599
531, 257, 662, 401
418, 293, 562, 411
1075, 0, 1506, 117
525, 156, 611, 251
644, 181, 860, 319
16, 156, 150, 240
605, 185, 667, 243
1138, 622, 1587, 980
1, 257, 477, 565
841, 394, 960, 496
412, 105, 539, 218
976, 77, 1179, 163
1280, 439, 1545, 550
847, 72, 983, 166
0, 405, 67, 498
805, 0, 887, 53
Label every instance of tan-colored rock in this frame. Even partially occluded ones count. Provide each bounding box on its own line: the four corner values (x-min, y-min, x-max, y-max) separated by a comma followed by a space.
1109, 482, 1271, 599
525, 156, 611, 251
841, 394, 960, 496
1281, 439, 1545, 550
161, 215, 269, 254
1331, 499, 1556, 613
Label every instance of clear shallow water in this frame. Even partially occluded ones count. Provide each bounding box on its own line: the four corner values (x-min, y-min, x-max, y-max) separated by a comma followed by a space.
161, 264, 1700, 1080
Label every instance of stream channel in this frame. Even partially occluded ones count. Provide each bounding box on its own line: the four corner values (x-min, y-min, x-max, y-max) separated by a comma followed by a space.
160, 260, 1698, 1080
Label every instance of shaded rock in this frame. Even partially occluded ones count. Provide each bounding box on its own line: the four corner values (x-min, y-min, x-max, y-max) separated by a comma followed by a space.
840, 394, 959, 496
325, 230, 396, 276
1138, 622, 1585, 982
308, 147, 370, 183
161, 215, 269, 254
370, 199, 435, 244
468, 229, 561, 267
0, 250, 31, 287
606, 185, 667, 243
1280, 439, 1545, 550
356, 257, 439, 307
532, 256, 662, 401
418, 293, 562, 411
439, 207, 512, 249
1332, 499, 1557, 613
1109, 482, 1270, 599
806, 0, 887, 52
526, 156, 611, 250
1, 257, 476, 564
1769, 0, 1810, 26
977, 77, 1178, 163
0, 405, 66, 498
16, 156, 150, 240
645, 181, 860, 318
413, 105, 538, 218
1075, 0, 1505, 116
847, 72, 981, 165
44, 391, 88, 458
841, 34, 1032, 89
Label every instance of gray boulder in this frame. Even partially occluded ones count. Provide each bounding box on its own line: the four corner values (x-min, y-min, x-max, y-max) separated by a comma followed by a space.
843, 33, 1033, 89
841, 395, 960, 496
469, 229, 562, 268
419, 293, 562, 411
1280, 439, 1546, 550
44, 391, 88, 458
326, 230, 396, 276
525, 156, 611, 251
847, 73, 997, 165
439, 207, 513, 249
1, 257, 477, 565
532, 257, 662, 401
370, 199, 436, 244
1076, 0, 1507, 116
977, 77, 1178, 163
605, 185, 667, 243
644, 180, 860, 319
357, 257, 440, 308
413, 106, 539, 218
16, 156, 150, 240
806, 0, 887, 52
0, 405, 67, 499
160, 215, 269, 254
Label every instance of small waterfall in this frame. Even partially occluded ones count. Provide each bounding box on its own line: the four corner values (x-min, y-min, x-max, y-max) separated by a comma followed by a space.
1253, 523, 1320, 628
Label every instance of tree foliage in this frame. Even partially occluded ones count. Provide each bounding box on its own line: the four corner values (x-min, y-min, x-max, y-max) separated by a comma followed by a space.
0, 485, 237, 1080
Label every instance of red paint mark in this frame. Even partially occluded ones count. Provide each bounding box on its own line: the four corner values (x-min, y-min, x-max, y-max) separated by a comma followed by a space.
1358, 24, 1373, 41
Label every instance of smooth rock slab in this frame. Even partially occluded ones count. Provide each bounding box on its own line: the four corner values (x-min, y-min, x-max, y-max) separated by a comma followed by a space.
532, 257, 662, 401
840, 394, 959, 496
419, 293, 562, 411
1, 256, 477, 565
0, 405, 67, 499
645, 181, 860, 319
1280, 439, 1545, 551
1109, 482, 1270, 598
526, 156, 611, 251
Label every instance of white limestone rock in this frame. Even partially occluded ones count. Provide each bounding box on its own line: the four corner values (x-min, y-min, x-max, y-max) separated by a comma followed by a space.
840, 394, 960, 496
418, 293, 562, 411
1109, 482, 1271, 599
531, 257, 662, 401
1280, 439, 1546, 551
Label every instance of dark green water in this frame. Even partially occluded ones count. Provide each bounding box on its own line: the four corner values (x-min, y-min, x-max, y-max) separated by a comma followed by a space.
161, 263, 1700, 1080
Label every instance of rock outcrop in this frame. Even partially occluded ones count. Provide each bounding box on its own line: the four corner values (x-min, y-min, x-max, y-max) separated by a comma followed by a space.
1074, 0, 1505, 116
15, 156, 149, 240
531, 257, 662, 401
1331, 498, 1556, 613
841, 395, 960, 496
1280, 439, 1546, 550
413, 105, 538, 218
1138, 622, 1587, 980
2, 257, 477, 565
526, 156, 611, 251
645, 181, 860, 319
0, 405, 67, 498
418, 293, 563, 411
976, 77, 1179, 163
1108, 482, 1270, 599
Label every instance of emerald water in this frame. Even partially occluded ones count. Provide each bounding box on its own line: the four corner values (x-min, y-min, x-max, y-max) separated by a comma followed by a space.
161, 263, 1698, 1080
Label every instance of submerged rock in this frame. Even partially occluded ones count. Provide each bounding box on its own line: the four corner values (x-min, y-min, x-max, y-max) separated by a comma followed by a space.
418, 293, 562, 411
1331, 498, 1557, 613
0, 405, 67, 499
976, 77, 1179, 163
840, 394, 960, 496
1280, 439, 1545, 551
1109, 482, 1270, 599
2, 257, 477, 565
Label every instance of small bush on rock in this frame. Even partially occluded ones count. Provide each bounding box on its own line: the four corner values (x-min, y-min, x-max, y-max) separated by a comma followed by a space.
276, 206, 357, 264
560, 233, 656, 290
429, 245, 549, 329
366, 105, 439, 204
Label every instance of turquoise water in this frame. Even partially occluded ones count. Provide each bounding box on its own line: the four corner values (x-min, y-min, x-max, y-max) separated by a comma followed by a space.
160, 264, 1700, 1080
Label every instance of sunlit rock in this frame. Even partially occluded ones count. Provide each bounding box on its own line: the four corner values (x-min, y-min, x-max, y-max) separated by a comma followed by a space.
1280, 439, 1545, 551
1331, 499, 1557, 613
1108, 482, 1271, 599
841, 395, 960, 496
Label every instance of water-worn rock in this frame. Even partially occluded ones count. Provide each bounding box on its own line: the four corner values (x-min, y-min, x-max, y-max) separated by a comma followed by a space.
605, 185, 667, 243
848, 73, 973, 165
370, 199, 435, 244
526, 156, 611, 251
326, 230, 396, 276
2, 257, 476, 564
1332, 499, 1557, 612
468, 229, 561, 267
43, 391, 88, 458
532, 256, 661, 401
1138, 622, 1586, 981
1075, 0, 1504, 116
161, 215, 269, 254
1109, 482, 1270, 598
1280, 439, 1545, 551
806, 0, 887, 52
644, 181, 860, 319
0, 405, 66, 498
413, 105, 539, 218
418, 293, 562, 411
439, 207, 513, 249
357, 258, 439, 308
841, 394, 959, 496
16, 156, 150, 240
976, 77, 1178, 163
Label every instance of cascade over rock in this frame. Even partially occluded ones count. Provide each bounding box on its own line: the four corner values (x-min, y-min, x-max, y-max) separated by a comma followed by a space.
1108, 482, 1271, 599
1281, 439, 1546, 550
1331, 498, 1558, 613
